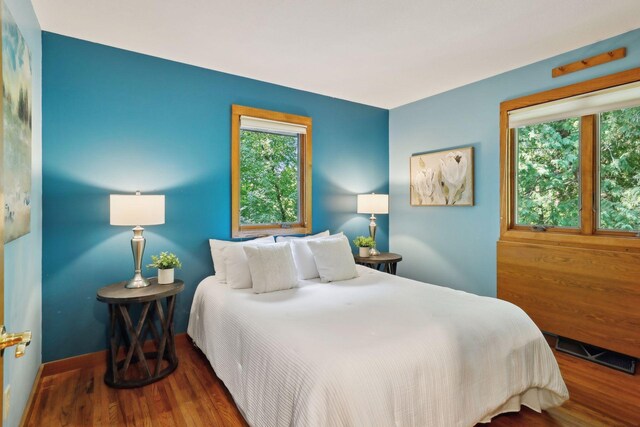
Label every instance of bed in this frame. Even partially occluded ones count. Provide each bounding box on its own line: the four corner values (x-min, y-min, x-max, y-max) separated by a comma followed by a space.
188, 265, 568, 426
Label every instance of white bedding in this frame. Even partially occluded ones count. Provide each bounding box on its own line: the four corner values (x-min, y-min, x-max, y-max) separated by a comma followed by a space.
188, 266, 568, 426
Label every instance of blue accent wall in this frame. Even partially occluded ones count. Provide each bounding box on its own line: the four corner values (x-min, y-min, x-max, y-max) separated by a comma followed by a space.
389, 29, 640, 297
42, 33, 389, 361
4, 1, 42, 426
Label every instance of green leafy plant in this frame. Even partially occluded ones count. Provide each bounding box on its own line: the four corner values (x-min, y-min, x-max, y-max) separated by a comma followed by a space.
353, 236, 376, 248
147, 252, 182, 270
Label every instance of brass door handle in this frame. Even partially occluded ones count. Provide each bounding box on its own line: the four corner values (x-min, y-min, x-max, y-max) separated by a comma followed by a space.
0, 325, 31, 358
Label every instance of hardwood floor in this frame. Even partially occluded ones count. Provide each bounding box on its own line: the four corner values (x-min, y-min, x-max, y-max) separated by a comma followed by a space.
24, 335, 637, 426
25, 337, 247, 427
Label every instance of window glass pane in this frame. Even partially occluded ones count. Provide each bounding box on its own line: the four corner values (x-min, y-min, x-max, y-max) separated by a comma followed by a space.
515, 118, 580, 227
598, 106, 640, 231
240, 129, 300, 225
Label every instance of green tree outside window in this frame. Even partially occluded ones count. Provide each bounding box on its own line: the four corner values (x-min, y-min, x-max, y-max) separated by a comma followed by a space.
514, 106, 640, 232
516, 118, 581, 228
240, 130, 300, 225
599, 106, 640, 231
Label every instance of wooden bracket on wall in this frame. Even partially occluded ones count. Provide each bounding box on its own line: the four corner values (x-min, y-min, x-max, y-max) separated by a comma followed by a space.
552, 47, 626, 78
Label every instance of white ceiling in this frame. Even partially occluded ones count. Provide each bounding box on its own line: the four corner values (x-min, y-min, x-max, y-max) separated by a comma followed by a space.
32, 0, 640, 109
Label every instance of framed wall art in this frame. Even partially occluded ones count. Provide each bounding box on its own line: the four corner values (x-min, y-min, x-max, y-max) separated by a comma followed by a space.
410, 147, 474, 206
3, 1, 32, 242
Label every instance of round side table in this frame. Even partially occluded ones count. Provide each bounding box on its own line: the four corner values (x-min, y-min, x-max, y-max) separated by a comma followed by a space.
354, 252, 403, 275
97, 278, 184, 388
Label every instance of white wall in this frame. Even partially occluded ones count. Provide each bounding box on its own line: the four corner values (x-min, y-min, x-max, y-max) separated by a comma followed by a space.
3, 0, 41, 426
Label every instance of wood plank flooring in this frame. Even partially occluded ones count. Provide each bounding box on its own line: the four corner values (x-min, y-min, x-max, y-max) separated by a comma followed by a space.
25, 335, 637, 426
25, 337, 247, 427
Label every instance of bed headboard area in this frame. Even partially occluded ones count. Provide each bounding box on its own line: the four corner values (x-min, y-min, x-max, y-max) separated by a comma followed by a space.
497, 240, 640, 359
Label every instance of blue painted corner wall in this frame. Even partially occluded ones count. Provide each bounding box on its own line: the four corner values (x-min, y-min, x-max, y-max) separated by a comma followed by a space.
42, 32, 389, 361
389, 28, 640, 297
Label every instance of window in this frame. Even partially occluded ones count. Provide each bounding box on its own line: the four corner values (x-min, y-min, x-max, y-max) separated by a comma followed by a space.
231, 105, 312, 237
515, 117, 581, 228
501, 69, 640, 244
598, 106, 640, 231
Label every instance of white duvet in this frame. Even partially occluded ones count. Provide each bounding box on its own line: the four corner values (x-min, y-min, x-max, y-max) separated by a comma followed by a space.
188, 266, 568, 427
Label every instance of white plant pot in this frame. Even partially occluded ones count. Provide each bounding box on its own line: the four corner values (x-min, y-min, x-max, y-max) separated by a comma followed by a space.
158, 268, 175, 285
359, 247, 371, 257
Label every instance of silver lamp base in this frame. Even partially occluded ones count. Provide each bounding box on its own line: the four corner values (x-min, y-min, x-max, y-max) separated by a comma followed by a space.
126, 273, 150, 289
125, 225, 152, 289
368, 214, 380, 255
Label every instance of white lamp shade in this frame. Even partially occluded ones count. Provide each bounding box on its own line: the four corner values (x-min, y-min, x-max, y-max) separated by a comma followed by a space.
110, 194, 165, 226
357, 194, 389, 214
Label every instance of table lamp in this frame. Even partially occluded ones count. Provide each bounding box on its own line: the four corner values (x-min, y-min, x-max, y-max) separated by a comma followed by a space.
110, 192, 165, 288
357, 193, 388, 255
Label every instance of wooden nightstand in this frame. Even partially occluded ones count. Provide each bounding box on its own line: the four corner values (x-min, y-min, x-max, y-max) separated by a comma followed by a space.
97, 278, 184, 388
354, 252, 402, 275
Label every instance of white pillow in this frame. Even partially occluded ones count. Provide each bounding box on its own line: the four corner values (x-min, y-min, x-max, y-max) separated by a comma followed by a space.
244, 243, 298, 294
307, 235, 358, 283
290, 232, 344, 280
223, 238, 277, 289
275, 230, 329, 243
209, 236, 275, 283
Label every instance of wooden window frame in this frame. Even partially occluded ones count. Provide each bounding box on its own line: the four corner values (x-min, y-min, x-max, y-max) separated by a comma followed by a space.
231, 105, 312, 238
500, 67, 640, 251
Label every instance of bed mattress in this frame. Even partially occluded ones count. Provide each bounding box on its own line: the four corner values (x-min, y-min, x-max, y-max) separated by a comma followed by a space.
188, 265, 568, 426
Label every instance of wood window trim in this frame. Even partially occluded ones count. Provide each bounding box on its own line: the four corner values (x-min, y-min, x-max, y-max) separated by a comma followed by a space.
231, 105, 312, 238
499, 66, 640, 251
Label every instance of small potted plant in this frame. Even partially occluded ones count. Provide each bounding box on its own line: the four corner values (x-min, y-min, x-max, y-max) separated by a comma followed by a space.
353, 236, 376, 257
147, 252, 182, 284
